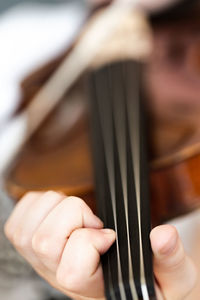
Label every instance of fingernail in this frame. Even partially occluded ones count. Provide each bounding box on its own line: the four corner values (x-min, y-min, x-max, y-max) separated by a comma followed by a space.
100, 228, 115, 235
158, 233, 178, 256
150, 225, 179, 258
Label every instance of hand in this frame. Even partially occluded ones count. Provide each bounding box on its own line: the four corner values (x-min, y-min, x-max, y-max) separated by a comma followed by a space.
4, 192, 115, 300
4, 192, 197, 300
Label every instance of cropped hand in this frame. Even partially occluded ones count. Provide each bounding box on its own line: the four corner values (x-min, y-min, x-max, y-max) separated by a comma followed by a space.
4, 192, 115, 300
5, 192, 197, 300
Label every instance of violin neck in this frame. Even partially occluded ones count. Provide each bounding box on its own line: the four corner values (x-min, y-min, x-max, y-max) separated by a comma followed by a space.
89, 61, 156, 300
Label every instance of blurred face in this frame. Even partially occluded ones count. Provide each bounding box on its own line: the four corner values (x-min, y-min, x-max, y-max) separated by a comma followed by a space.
145, 19, 200, 156
146, 20, 200, 122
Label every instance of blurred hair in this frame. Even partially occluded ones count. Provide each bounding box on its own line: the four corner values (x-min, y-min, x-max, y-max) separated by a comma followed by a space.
151, 0, 200, 23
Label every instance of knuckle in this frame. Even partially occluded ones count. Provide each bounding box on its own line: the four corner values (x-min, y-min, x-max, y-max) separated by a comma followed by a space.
67, 196, 86, 209
43, 190, 62, 199
32, 233, 51, 256
12, 230, 31, 249
66, 197, 90, 220
38, 191, 65, 206
21, 191, 41, 201
32, 232, 58, 261
25, 191, 39, 197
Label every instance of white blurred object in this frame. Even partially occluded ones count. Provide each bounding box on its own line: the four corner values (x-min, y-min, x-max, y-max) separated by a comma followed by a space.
0, 1, 89, 126
0, 114, 27, 175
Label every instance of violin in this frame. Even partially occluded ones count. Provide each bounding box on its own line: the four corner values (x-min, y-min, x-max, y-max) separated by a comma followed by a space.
2, 0, 200, 299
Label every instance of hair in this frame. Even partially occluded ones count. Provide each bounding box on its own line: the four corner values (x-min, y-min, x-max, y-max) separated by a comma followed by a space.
151, 0, 200, 23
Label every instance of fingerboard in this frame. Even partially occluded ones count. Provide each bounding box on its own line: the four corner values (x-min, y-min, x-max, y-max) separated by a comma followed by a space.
88, 61, 156, 300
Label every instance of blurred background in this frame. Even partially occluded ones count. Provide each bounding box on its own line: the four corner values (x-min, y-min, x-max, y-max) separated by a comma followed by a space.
0, 1, 84, 299
0, 0, 67, 12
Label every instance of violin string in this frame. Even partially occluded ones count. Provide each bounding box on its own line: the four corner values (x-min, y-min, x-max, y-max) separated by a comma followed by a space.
98, 98, 126, 300
91, 75, 117, 300
94, 73, 126, 300
127, 64, 150, 300
111, 66, 139, 300
108, 260, 117, 300
91, 61, 154, 299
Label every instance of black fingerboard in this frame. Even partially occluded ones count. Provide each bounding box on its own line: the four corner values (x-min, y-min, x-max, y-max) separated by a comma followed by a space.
88, 61, 156, 300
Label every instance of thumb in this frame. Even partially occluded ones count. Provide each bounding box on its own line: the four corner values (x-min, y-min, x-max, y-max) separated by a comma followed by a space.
150, 225, 197, 300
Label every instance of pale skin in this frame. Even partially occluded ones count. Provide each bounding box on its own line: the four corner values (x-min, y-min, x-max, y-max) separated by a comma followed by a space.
4, 1, 199, 299
4, 191, 198, 300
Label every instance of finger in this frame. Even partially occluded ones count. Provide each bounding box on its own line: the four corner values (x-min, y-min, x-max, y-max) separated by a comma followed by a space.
56, 228, 116, 298
150, 225, 198, 300
4, 191, 42, 238
4, 191, 65, 262
32, 196, 103, 272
